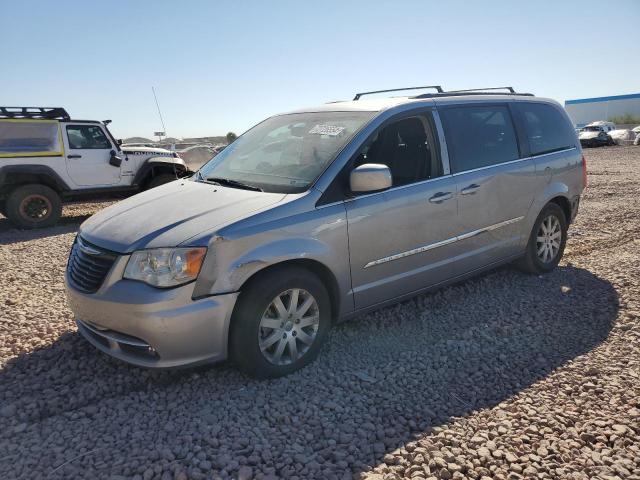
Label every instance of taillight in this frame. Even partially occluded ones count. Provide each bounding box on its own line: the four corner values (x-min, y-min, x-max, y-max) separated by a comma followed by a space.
582, 154, 588, 188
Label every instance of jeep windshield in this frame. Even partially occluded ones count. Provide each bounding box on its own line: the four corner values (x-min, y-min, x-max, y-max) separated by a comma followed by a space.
196, 111, 375, 193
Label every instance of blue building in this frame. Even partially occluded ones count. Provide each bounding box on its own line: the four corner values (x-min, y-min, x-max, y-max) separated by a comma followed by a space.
565, 93, 640, 127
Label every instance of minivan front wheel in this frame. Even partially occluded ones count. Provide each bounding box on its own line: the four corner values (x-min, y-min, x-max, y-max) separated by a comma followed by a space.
518, 203, 567, 274
230, 266, 331, 378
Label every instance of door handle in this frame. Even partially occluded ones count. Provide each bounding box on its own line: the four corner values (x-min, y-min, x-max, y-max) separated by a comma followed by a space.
428, 192, 453, 204
460, 183, 480, 195
67, 154, 82, 159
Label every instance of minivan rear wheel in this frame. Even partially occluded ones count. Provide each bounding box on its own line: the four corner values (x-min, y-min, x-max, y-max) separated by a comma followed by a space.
517, 203, 567, 274
229, 266, 332, 378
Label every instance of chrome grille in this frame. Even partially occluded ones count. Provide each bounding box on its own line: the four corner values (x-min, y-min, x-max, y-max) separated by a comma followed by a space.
67, 237, 117, 293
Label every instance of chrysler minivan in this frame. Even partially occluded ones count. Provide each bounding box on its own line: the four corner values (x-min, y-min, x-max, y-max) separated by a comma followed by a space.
65, 86, 586, 378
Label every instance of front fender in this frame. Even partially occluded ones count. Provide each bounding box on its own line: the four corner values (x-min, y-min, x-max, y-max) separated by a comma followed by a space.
195, 237, 333, 297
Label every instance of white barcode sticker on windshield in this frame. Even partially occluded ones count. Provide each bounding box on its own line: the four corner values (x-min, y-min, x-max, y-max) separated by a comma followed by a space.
308, 124, 345, 136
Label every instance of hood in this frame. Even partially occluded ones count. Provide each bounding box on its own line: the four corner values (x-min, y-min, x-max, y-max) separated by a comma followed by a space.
79, 180, 287, 253
579, 131, 601, 139
122, 146, 173, 155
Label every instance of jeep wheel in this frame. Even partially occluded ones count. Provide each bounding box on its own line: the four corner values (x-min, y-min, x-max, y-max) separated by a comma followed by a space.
229, 266, 332, 379
5, 184, 62, 229
146, 174, 176, 189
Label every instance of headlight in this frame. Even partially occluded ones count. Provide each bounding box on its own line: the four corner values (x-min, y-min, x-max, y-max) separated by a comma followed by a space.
124, 247, 206, 288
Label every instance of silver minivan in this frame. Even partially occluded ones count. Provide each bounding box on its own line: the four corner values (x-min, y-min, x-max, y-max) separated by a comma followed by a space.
65, 86, 586, 378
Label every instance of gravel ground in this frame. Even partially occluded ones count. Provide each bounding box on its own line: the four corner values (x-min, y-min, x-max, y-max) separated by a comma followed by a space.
0, 147, 638, 480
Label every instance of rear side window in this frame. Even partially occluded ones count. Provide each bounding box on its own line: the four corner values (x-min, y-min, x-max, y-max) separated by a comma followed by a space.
517, 103, 576, 156
66, 125, 111, 149
440, 105, 520, 174
0, 120, 63, 156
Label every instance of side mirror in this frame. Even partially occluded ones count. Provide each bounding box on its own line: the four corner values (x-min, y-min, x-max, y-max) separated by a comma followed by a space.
349, 163, 392, 193
117, 139, 123, 146
109, 149, 122, 167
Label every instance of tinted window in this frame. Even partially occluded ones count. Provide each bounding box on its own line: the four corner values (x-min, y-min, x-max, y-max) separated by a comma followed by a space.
0, 120, 62, 155
518, 103, 575, 156
355, 114, 442, 187
66, 125, 111, 149
440, 105, 520, 174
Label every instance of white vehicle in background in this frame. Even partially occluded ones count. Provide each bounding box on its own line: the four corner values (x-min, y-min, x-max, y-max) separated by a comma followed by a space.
0, 107, 191, 228
586, 120, 616, 132
579, 122, 616, 148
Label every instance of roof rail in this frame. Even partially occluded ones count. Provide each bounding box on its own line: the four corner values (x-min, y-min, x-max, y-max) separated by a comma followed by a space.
353, 85, 443, 101
0, 107, 70, 121
413, 86, 533, 99
446, 86, 517, 94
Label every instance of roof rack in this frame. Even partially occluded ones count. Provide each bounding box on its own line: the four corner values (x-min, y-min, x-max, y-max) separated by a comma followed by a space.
0, 107, 70, 121
413, 86, 533, 99
353, 85, 443, 101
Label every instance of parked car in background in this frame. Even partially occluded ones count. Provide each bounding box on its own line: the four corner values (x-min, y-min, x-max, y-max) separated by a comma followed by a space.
579, 124, 615, 147
65, 86, 585, 378
586, 120, 616, 132
0, 107, 191, 228
174, 144, 217, 170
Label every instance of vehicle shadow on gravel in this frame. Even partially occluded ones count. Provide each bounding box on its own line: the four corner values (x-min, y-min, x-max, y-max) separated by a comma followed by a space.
0, 265, 619, 479
0, 215, 88, 244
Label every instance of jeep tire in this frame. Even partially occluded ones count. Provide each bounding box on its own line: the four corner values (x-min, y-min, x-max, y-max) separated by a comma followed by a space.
5, 184, 62, 229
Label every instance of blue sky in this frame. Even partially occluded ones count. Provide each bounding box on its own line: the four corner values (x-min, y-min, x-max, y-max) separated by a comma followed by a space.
2, 0, 639, 139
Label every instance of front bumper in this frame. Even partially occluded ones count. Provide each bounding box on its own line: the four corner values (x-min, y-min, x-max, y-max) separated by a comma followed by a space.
65, 259, 239, 368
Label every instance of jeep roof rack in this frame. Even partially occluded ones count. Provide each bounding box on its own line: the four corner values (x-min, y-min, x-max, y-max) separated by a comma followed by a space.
413, 86, 534, 99
353, 85, 443, 100
0, 107, 71, 121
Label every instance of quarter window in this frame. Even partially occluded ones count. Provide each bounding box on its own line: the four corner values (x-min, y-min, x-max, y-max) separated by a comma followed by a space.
517, 103, 576, 156
440, 105, 520, 174
66, 125, 111, 149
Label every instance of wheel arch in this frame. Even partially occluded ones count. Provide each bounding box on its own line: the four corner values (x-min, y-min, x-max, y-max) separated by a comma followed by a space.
132, 159, 189, 187
0, 165, 68, 197
548, 195, 572, 224
234, 259, 341, 321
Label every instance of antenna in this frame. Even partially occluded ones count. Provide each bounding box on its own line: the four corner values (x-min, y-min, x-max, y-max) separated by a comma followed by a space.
151, 86, 167, 141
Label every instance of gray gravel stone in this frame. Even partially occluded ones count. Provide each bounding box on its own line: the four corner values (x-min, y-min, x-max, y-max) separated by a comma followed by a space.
0, 147, 639, 479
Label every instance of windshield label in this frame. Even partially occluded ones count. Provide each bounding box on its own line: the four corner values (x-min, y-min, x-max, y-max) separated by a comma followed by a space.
308, 124, 345, 137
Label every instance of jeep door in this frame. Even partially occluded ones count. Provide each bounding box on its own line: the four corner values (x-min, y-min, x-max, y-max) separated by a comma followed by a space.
438, 103, 536, 273
63, 124, 121, 187
344, 111, 459, 310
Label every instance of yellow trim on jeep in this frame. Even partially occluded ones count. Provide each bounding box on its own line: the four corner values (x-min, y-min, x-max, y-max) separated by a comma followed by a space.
0, 119, 65, 158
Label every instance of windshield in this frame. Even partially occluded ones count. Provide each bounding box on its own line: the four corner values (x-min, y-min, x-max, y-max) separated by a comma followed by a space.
583, 126, 603, 132
196, 111, 375, 193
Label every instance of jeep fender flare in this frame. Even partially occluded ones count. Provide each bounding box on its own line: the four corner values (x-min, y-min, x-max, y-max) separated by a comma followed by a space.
0, 164, 70, 195
132, 157, 189, 186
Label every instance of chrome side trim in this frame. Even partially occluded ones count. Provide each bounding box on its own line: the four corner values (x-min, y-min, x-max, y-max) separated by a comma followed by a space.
456, 216, 524, 241
363, 216, 524, 269
364, 236, 459, 268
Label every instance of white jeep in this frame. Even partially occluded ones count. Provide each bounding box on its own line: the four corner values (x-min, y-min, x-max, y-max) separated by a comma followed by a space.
0, 107, 191, 228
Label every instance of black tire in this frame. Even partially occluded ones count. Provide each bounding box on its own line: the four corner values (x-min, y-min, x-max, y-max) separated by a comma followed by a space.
517, 203, 567, 274
146, 173, 176, 189
229, 266, 332, 379
5, 184, 62, 229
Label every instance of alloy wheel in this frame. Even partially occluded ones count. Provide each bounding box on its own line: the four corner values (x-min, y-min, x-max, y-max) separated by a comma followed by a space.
258, 288, 320, 365
536, 214, 562, 263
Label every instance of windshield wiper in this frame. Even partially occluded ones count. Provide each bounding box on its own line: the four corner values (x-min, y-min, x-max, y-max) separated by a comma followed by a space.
206, 177, 263, 192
